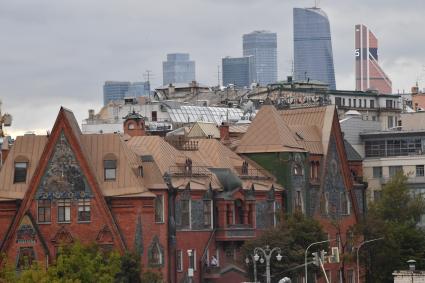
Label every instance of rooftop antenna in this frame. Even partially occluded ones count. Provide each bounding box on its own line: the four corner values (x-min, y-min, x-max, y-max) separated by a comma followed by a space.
143, 70, 154, 102
217, 65, 221, 87
314, 0, 320, 8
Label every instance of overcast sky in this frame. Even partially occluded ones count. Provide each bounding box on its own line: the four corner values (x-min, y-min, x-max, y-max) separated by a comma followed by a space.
1, 0, 424, 136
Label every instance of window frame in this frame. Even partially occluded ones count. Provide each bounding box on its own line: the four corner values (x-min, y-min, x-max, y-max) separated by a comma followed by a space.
416, 165, 424, 177
181, 199, 191, 229
203, 199, 213, 228
155, 195, 164, 223
176, 250, 183, 272
57, 199, 71, 223
103, 159, 117, 181
77, 198, 91, 223
372, 166, 382, 178
13, 162, 28, 183
37, 199, 51, 224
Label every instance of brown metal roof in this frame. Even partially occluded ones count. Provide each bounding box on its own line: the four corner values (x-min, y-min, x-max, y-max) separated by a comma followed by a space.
0, 135, 47, 199
237, 104, 305, 153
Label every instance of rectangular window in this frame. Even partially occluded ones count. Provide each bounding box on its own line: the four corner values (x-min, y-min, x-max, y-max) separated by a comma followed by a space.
155, 195, 164, 223
58, 199, 71, 223
348, 99, 351, 107
340, 192, 350, 215
386, 99, 393, 108
388, 116, 394, 128
335, 97, 342, 106
359, 100, 362, 108
389, 165, 403, 177
14, 162, 28, 183
203, 200, 212, 228
38, 200, 51, 223
372, 166, 382, 178
104, 160, 117, 180
343, 98, 346, 106
78, 199, 91, 222
417, 165, 425, 177
151, 111, 157, 122
176, 250, 183, 272
353, 99, 356, 108
181, 199, 191, 228
295, 191, 303, 212
370, 100, 375, 108
189, 249, 197, 271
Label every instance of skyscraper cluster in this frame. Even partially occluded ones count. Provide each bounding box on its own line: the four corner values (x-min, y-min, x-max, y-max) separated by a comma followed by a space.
222, 31, 278, 88
162, 53, 196, 86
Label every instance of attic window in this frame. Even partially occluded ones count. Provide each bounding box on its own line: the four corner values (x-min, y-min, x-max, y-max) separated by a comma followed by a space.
14, 160, 28, 183
128, 123, 135, 130
295, 132, 304, 140
104, 154, 117, 181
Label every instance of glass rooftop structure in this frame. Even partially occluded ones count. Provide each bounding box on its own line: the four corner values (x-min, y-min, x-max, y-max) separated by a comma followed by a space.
168, 106, 245, 124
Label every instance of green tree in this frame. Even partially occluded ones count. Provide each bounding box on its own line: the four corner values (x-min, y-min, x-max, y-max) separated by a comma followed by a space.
358, 172, 425, 282
115, 252, 141, 283
242, 213, 327, 283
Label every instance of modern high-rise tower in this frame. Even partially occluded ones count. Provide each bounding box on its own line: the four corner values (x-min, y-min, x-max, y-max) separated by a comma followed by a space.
355, 24, 392, 94
222, 56, 256, 88
163, 53, 196, 86
243, 31, 277, 85
293, 7, 336, 90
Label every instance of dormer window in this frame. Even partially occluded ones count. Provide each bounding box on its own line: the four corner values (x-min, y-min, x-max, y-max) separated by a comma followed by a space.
128, 123, 135, 130
103, 154, 117, 181
14, 157, 29, 183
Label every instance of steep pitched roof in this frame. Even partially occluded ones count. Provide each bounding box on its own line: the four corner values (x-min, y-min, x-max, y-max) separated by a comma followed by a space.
344, 139, 362, 161
237, 104, 305, 153
0, 107, 126, 254
0, 135, 47, 200
187, 121, 220, 139
279, 105, 335, 156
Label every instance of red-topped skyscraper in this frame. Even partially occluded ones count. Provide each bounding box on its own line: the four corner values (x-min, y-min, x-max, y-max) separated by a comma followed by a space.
355, 24, 392, 94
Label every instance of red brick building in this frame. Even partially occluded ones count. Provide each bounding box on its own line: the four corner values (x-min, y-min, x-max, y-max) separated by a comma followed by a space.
0, 107, 283, 283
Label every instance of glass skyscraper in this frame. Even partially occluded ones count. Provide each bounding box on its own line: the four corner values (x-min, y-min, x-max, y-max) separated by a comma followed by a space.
293, 7, 336, 90
243, 31, 277, 85
103, 81, 150, 105
222, 56, 256, 88
162, 53, 196, 86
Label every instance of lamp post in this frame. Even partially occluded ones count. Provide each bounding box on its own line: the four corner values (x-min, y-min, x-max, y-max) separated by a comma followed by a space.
356, 237, 384, 283
304, 239, 333, 283
253, 245, 283, 283
245, 254, 259, 283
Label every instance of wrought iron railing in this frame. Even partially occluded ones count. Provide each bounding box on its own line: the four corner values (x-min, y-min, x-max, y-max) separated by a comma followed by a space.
168, 140, 199, 151
236, 167, 272, 180
168, 165, 211, 177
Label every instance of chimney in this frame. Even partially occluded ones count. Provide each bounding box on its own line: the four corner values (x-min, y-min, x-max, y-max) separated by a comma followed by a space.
88, 109, 95, 120
412, 85, 419, 95
168, 84, 175, 95
219, 122, 230, 144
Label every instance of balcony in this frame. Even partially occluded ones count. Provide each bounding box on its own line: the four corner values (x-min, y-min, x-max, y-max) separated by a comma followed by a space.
168, 165, 211, 177
236, 167, 272, 180
215, 224, 255, 241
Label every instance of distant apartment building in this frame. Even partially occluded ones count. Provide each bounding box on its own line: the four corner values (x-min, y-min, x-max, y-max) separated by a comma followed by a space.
162, 53, 196, 85
330, 90, 401, 130
293, 7, 336, 90
243, 31, 277, 85
103, 81, 150, 105
355, 24, 392, 94
222, 56, 256, 88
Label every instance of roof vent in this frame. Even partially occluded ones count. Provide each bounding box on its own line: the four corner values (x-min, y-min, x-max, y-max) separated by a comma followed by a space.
141, 155, 154, 162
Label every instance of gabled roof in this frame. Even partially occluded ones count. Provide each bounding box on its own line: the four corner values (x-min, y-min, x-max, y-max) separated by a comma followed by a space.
237, 104, 305, 153
187, 121, 220, 139
279, 105, 335, 156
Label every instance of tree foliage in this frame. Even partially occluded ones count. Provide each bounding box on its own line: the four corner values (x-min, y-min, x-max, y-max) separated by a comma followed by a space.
0, 242, 143, 283
242, 213, 327, 283
358, 172, 425, 282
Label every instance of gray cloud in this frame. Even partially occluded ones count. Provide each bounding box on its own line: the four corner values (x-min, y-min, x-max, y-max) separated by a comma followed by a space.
0, 0, 424, 136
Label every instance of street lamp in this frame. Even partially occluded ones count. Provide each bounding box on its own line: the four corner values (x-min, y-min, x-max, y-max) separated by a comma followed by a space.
304, 239, 333, 283
245, 254, 259, 283
253, 245, 282, 283
356, 237, 384, 283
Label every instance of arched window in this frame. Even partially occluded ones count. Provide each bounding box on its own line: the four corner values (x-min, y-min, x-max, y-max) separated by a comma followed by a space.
128, 122, 135, 130
315, 161, 320, 179
148, 236, 164, 267
293, 163, 303, 176
234, 199, 244, 224
14, 156, 29, 183
103, 153, 117, 181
